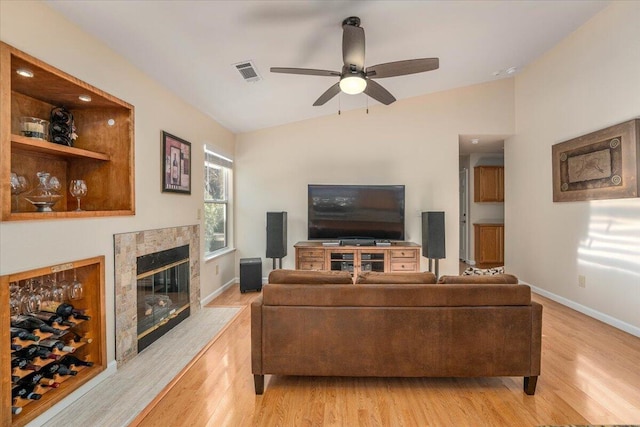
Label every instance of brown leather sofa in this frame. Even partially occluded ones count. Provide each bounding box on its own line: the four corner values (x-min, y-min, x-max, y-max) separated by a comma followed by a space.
251, 270, 542, 395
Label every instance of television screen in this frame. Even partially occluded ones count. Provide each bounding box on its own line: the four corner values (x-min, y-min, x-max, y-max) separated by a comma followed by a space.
308, 184, 405, 240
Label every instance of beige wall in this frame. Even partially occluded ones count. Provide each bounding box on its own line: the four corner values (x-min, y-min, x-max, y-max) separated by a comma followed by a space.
0, 0, 237, 371
507, 1, 640, 333
236, 79, 515, 276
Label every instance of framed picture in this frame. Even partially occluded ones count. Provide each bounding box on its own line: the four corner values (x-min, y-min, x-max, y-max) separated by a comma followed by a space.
552, 119, 639, 202
162, 131, 191, 194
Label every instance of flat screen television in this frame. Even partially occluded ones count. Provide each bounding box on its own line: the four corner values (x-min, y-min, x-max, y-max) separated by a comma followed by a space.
308, 184, 405, 240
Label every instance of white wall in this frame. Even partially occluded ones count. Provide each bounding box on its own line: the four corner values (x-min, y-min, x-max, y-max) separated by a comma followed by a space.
507, 1, 640, 333
0, 0, 237, 370
236, 79, 515, 276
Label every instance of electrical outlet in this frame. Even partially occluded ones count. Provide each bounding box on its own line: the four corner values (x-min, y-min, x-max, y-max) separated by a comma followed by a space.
578, 275, 586, 288
215, 264, 219, 275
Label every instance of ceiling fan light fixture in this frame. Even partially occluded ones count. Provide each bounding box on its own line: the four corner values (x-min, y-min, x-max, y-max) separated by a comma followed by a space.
339, 75, 367, 95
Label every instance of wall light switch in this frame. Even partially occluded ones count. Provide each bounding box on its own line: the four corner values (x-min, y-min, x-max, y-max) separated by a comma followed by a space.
578, 275, 586, 288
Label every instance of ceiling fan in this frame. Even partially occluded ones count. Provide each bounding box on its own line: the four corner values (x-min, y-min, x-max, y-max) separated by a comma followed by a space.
271, 16, 439, 106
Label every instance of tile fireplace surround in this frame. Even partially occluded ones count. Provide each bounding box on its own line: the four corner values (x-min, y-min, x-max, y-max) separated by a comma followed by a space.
114, 225, 200, 365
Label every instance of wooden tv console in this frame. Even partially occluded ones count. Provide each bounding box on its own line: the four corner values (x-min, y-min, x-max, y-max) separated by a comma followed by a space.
294, 241, 421, 281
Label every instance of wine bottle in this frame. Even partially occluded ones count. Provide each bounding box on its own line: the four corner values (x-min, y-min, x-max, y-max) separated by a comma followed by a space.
38, 338, 76, 353
11, 315, 65, 335
12, 383, 42, 401
40, 301, 90, 321
11, 358, 40, 372
15, 371, 45, 387
34, 346, 60, 361
11, 343, 23, 351
10, 326, 40, 342
54, 365, 78, 377
29, 312, 76, 327
12, 406, 23, 415
12, 345, 39, 360
60, 355, 94, 368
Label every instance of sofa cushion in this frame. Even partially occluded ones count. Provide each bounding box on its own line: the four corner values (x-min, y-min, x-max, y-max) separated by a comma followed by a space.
356, 271, 437, 284
268, 269, 353, 284
437, 274, 519, 284
262, 283, 531, 307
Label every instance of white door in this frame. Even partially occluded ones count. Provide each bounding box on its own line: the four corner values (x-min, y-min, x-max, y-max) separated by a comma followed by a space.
459, 169, 469, 261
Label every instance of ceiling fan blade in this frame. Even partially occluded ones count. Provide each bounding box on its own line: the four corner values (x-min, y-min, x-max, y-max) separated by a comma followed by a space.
271, 67, 340, 77
313, 82, 341, 106
363, 79, 396, 105
342, 23, 365, 70
366, 58, 439, 79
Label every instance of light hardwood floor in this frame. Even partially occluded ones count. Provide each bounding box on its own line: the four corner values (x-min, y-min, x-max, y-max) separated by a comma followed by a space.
132, 286, 640, 426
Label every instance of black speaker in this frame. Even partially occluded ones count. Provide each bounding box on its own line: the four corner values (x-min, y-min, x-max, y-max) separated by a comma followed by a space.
422, 211, 445, 259
266, 212, 287, 258
240, 258, 262, 293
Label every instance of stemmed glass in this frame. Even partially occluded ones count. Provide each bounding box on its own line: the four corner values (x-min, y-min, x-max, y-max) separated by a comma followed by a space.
69, 179, 87, 211
10, 172, 29, 212
71, 268, 84, 300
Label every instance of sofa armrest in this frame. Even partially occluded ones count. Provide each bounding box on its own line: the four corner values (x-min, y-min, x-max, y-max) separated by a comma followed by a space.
251, 295, 263, 376
530, 301, 543, 376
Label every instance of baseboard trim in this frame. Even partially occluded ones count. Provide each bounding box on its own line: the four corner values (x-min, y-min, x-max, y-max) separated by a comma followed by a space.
201, 277, 237, 307
528, 283, 640, 338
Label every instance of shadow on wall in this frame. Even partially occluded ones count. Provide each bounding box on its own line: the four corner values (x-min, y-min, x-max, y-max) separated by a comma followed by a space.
578, 199, 640, 278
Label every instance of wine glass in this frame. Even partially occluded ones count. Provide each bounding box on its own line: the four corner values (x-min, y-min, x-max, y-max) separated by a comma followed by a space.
69, 179, 87, 211
71, 268, 84, 300
10, 172, 29, 212
57, 270, 71, 301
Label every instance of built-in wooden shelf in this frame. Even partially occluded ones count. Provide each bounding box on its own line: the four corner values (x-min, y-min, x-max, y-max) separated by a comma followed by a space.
1, 41, 134, 221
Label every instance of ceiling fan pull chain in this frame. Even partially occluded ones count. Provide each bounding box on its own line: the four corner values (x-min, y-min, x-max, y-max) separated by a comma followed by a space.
366, 95, 369, 114
338, 93, 341, 115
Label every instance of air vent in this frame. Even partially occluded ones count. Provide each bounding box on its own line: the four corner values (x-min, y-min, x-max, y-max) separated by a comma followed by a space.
234, 61, 261, 83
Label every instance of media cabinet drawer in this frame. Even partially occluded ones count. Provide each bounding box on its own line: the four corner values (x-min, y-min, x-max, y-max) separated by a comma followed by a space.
390, 262, 418, 272
299, 261, 324, 270
390, 249, 418, 259
298, 249, 324, 259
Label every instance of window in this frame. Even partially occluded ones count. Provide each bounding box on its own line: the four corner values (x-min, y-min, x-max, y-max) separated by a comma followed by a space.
204, 147, 232, 256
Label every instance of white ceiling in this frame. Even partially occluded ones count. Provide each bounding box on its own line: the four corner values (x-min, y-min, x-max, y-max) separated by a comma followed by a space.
46, 0, 609, 134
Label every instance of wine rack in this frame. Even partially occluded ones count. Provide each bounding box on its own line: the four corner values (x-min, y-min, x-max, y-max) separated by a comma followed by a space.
0, 41, 135, 221
1, 256, 106, 427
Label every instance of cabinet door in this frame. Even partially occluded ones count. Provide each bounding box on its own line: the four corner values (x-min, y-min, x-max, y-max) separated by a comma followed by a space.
474, 166, 504, 202
474, 225, 504, 264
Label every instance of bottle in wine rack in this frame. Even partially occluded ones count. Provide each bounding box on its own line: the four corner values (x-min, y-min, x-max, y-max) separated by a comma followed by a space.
10, 326, 41, 342
11, 343, 23, 351
15, 371, 45, 387
60, 355, 94, 368
40, 301, 90, 321
34, 346, 61, 361
12, 406, 23, 415
12, 345, 39, 360
12, 383, 42, 401
37, 338, 76, 353
11, 315, 65, 335
28, 312, 76, 327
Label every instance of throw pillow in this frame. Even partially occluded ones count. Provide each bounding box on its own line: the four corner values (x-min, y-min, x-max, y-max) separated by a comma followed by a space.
356, 271, 437, 284
268, 269, 353, 284
462, 266, 505, 276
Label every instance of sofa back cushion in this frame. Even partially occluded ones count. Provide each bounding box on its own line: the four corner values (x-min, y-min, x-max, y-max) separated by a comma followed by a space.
356, 271, 437, 284
268, 269, 353, 285
437, 274, 519, 284
262, 283, 531, 307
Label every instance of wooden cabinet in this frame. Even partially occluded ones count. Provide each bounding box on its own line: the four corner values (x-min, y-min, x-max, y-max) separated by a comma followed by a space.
1, 256, 106, 427
474, 166, 504, 202
1, 42, 134, 221
295, 242, 421, 281
474, 224, 504, 266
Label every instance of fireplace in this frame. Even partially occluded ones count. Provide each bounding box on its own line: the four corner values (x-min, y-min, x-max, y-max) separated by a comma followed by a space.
136, 244, 190, 352
114, 225, 200, 366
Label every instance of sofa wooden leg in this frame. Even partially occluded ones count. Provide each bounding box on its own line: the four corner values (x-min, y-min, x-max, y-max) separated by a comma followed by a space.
524, 376, 538, 395
254, 375, 264, 394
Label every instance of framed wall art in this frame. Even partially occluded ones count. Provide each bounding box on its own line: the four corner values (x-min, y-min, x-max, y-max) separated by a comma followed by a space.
162, 131, 191, 194
552, 119, 639, 202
